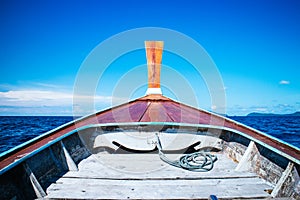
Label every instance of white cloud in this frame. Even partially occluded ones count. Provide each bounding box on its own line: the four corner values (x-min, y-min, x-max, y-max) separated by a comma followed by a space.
0, 90, 127, 110
1, 90, 71, 101
279, 80, 290, 85
0, 81, 129, 115
211, 105, 217, 110
0, 105, 73, 116
254, 107, 268, 112
0, 90, 72, 106
226, 103, 300, 116
32, 82, 64, 89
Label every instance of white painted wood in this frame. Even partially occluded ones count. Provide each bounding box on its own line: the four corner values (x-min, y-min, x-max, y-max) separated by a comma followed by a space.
235, 141, 259, 172
146, 87, 162, 95
93, 133, 223, 152
46, 178, 271, 199
63, 154, 257, 180
60, 141, 78, 171
23, 164, 46, 198
54, 177, 271, 186
271, 162, 294, 197
45, 153, 272, 199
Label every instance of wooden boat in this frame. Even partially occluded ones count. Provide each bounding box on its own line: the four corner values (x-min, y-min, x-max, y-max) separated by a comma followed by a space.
0, 41, 299, 200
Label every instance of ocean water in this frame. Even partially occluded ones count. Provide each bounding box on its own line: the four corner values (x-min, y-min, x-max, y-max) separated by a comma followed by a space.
0, 116, 74, 154
0, 116, 299, 154
230, 116, 300, 148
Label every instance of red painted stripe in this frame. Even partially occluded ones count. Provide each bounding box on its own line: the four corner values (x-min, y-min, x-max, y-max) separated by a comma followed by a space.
1, 95, 299, 171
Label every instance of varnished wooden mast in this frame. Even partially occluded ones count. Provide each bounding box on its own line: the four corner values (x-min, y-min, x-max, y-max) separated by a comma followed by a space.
145, 41, 164, 95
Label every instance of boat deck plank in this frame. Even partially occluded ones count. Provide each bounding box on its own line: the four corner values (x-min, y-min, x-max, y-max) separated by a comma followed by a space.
47, 179, 271, 199
46, 153, 272, 199
63, 154, 257, 179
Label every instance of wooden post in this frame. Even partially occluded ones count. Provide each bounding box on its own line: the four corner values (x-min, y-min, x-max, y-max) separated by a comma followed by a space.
60, 141, 78, 171
235, 141, 260, 172
23, 163, 46, 198
145, 41, 164, 95
271, 162, 294, 197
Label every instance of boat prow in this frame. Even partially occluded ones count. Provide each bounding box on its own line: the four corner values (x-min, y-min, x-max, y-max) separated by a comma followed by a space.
0, 41, 299, 200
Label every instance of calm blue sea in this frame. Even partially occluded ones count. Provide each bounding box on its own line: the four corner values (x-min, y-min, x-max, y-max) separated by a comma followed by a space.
0, 116, 299, 154
0, 116, 74, 154
230, 116, 300, 148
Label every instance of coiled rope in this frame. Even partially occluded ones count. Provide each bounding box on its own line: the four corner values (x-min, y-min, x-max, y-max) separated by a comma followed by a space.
155, 133, 217, 172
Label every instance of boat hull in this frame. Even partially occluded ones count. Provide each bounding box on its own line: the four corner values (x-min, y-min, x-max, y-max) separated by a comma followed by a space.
0, 122, 299, 199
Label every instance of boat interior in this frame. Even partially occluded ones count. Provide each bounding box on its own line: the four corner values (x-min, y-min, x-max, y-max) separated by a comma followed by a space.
1, 123, 299, 199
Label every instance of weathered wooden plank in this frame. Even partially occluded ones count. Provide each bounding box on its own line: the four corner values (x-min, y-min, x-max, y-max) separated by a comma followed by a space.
45, 151, 273, 199
54, 177, 271, 186
271, 162, 295, 197
63, 154, 257, 180
46, 178, 271, 199
94, 133, 222, 152
235, 141, 260, 172
64, 167, 257, 180
64, 171, 257, 180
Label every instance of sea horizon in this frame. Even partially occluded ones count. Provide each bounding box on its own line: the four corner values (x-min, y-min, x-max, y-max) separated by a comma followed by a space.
0, 115, 299, 155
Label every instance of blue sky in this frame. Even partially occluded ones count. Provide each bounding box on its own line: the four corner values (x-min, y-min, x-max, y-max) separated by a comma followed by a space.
0, 0, 299, 116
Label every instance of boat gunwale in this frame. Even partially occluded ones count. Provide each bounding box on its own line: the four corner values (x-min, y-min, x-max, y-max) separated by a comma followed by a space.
0, 95, 144, 160
2, 94, 299, 165
1, 122, 299, 176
